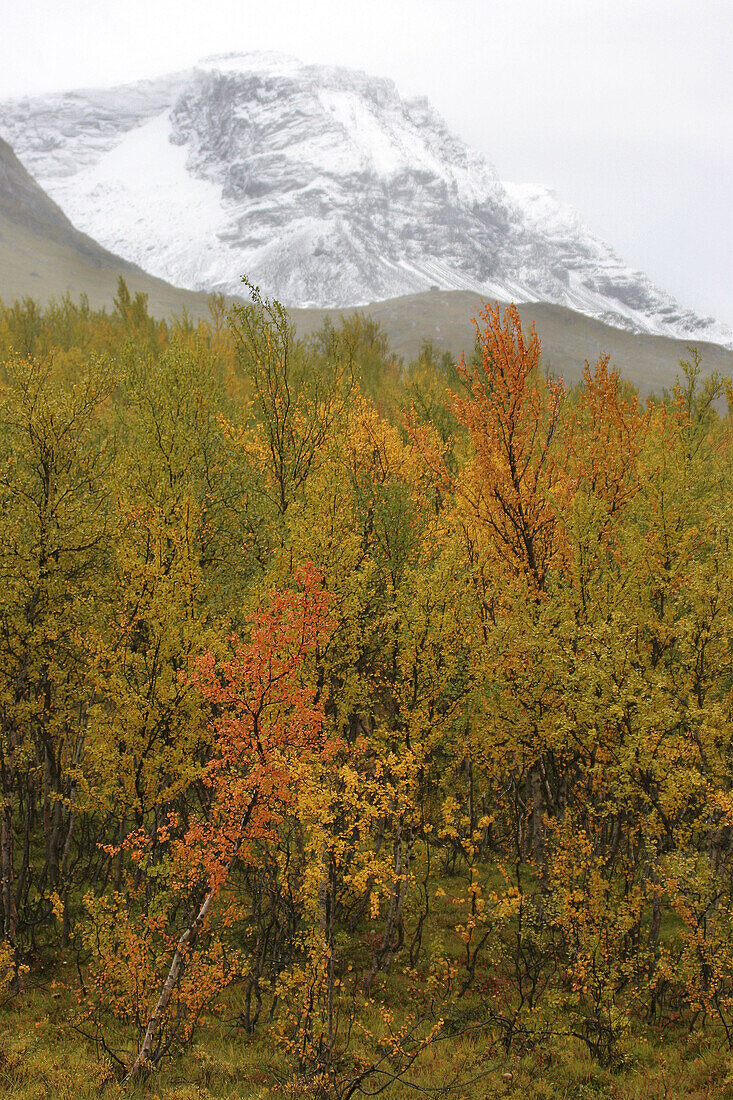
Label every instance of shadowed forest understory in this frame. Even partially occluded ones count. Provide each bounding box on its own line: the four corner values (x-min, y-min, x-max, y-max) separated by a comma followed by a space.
2, 282, 733, 1098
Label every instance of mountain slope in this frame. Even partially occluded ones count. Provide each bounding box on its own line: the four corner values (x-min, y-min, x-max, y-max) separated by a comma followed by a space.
1, 134, 730, 399
288, 290, 733, 398
0, 135, 215, 316
0, 133, 132, 260
1, 53, 729, 347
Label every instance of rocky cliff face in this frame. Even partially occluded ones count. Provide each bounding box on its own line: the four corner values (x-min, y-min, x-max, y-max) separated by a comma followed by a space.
1, 52, 729, 345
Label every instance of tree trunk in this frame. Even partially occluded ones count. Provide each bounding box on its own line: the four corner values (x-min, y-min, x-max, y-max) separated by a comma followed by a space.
526, 763, 545, 871
124, 791, 257, 1083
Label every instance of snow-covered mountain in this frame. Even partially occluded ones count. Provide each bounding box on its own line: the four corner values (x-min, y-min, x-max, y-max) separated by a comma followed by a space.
1, 52, 729, 346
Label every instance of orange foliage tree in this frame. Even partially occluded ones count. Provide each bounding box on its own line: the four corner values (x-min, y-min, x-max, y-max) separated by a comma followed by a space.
451, 301, 565, 593
83, 565, 334, 1081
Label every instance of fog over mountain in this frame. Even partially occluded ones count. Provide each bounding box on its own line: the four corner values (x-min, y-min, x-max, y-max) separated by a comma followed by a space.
1, 52, 729, 347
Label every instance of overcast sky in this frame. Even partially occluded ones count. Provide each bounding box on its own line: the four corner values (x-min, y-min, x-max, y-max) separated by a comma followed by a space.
1, 0, 731, 327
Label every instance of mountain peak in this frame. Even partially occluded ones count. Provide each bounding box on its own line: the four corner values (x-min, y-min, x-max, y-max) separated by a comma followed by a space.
0, 58, 729, 346
196, 52, 398, 93
197, 51, 309, 77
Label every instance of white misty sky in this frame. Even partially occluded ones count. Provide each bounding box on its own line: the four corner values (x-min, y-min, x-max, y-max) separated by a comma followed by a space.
1, 0, 731, 328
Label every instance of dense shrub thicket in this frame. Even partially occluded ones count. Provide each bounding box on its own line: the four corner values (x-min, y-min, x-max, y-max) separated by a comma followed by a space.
1, 281, 733, 1094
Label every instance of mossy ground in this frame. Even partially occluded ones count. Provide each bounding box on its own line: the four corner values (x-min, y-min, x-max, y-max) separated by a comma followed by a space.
2, 877, 730, 1099
3, 969, 733, 1100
